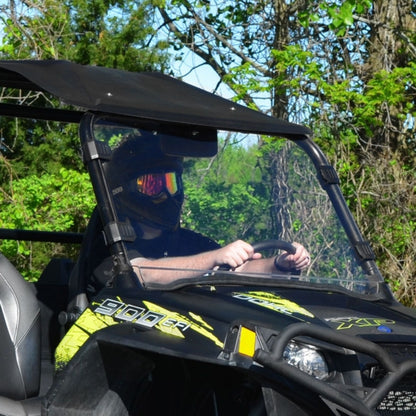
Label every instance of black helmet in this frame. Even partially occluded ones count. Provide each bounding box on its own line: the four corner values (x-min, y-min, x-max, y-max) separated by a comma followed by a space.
104, 133, 184, 232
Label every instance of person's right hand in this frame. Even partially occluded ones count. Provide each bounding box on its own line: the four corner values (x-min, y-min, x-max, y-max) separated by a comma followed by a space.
275, 242, 310, 271
213, 240, 261, 269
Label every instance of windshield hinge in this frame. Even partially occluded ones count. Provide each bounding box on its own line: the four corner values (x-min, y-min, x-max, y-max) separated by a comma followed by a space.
319, 165, 340, 185
82, 140, 112, 163
353, 241, 376, 261
103, 220, 136, 245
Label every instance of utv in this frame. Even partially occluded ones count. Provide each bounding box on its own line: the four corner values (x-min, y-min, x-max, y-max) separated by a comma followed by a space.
0, 60, 415, 416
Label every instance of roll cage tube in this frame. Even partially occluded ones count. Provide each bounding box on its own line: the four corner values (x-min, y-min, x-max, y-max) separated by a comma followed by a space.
294, 137, 392, 298
254, 322, 416, 416
79, 112, 141, 289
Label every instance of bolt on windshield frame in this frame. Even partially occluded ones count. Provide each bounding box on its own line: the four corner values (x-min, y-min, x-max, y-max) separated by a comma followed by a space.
79, 112, 392, 300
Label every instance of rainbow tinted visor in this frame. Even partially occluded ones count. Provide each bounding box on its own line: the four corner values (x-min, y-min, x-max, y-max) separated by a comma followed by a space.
136, 172, 180, 197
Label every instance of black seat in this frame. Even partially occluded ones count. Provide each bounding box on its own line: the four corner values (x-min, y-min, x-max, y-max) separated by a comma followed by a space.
66, 207, 119, 316
65, 208, 104, 318
0, 253, 41, 414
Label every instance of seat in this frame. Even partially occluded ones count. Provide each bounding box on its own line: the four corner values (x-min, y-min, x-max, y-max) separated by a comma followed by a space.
0, 252, 41, 413
65, 208, 104, 319
65, 206, 128, 316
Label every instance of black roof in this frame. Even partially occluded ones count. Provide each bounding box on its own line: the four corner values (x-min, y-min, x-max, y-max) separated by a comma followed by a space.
0, 60, 311, 138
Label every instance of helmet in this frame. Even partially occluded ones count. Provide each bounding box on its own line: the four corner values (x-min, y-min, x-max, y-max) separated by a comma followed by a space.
104, 132, 184, 232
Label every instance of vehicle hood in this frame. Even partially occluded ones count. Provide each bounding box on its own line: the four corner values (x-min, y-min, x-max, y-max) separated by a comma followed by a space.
211, 287, 416, 338
55, 284, 416, 371
93, 285, 416, 341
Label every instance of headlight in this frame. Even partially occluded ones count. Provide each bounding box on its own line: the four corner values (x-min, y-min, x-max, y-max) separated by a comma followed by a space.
283, 341, 329, 380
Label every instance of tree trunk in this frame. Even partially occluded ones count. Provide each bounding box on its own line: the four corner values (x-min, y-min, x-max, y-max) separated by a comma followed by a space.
363, 0, 416, 154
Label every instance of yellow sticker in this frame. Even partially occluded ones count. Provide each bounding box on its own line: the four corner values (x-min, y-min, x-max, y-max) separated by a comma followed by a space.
238, 327, 256, 357
55, 308, 118, 370
143, 301, 224, 348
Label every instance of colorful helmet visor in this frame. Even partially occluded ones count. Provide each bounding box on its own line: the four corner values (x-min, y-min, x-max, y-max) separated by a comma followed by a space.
136, 171, 181, 197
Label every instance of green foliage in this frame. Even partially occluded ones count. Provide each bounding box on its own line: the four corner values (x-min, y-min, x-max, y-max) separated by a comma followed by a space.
0, 167, 95, 280
182, 181, 267, 246
320, 0, 372, 35
0, 0, 170, 280
0, 0, 169, 70
65, 0, 169, 71
182, 139, 269, 245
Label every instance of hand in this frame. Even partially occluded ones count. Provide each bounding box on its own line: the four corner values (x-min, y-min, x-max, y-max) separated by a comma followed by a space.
275, 242, 311, 271
213, 240, 261, 269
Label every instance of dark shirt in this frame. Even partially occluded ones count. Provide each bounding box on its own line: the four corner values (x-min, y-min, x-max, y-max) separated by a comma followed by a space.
125, 227, 220, 258
88, 227, 220, 293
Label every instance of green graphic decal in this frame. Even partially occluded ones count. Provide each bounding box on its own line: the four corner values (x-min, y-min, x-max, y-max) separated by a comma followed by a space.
325, 317, 396, 330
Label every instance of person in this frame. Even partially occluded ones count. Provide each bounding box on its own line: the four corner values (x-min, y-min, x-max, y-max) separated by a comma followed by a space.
89, 132, 311, 289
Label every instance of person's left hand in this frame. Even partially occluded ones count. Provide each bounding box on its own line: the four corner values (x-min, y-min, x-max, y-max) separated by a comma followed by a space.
275, 242, 311, 271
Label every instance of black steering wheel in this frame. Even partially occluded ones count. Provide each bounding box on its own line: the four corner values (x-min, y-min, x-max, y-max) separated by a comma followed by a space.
251, 239, 297, 255
217, 239, 297, 271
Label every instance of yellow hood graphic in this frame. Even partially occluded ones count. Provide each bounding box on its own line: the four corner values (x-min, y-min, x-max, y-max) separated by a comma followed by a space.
55, 297, 224, 370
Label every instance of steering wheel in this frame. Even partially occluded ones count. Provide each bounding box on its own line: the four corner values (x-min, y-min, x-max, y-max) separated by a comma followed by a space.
217, 239, 297, 271
251, 239, 297, 255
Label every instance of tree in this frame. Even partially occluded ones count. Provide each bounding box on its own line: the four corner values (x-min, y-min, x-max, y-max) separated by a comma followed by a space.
154, 0, 416, 305
1, 0, 169, 69
0, 0, 170, 168
0, 0, 170, 277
